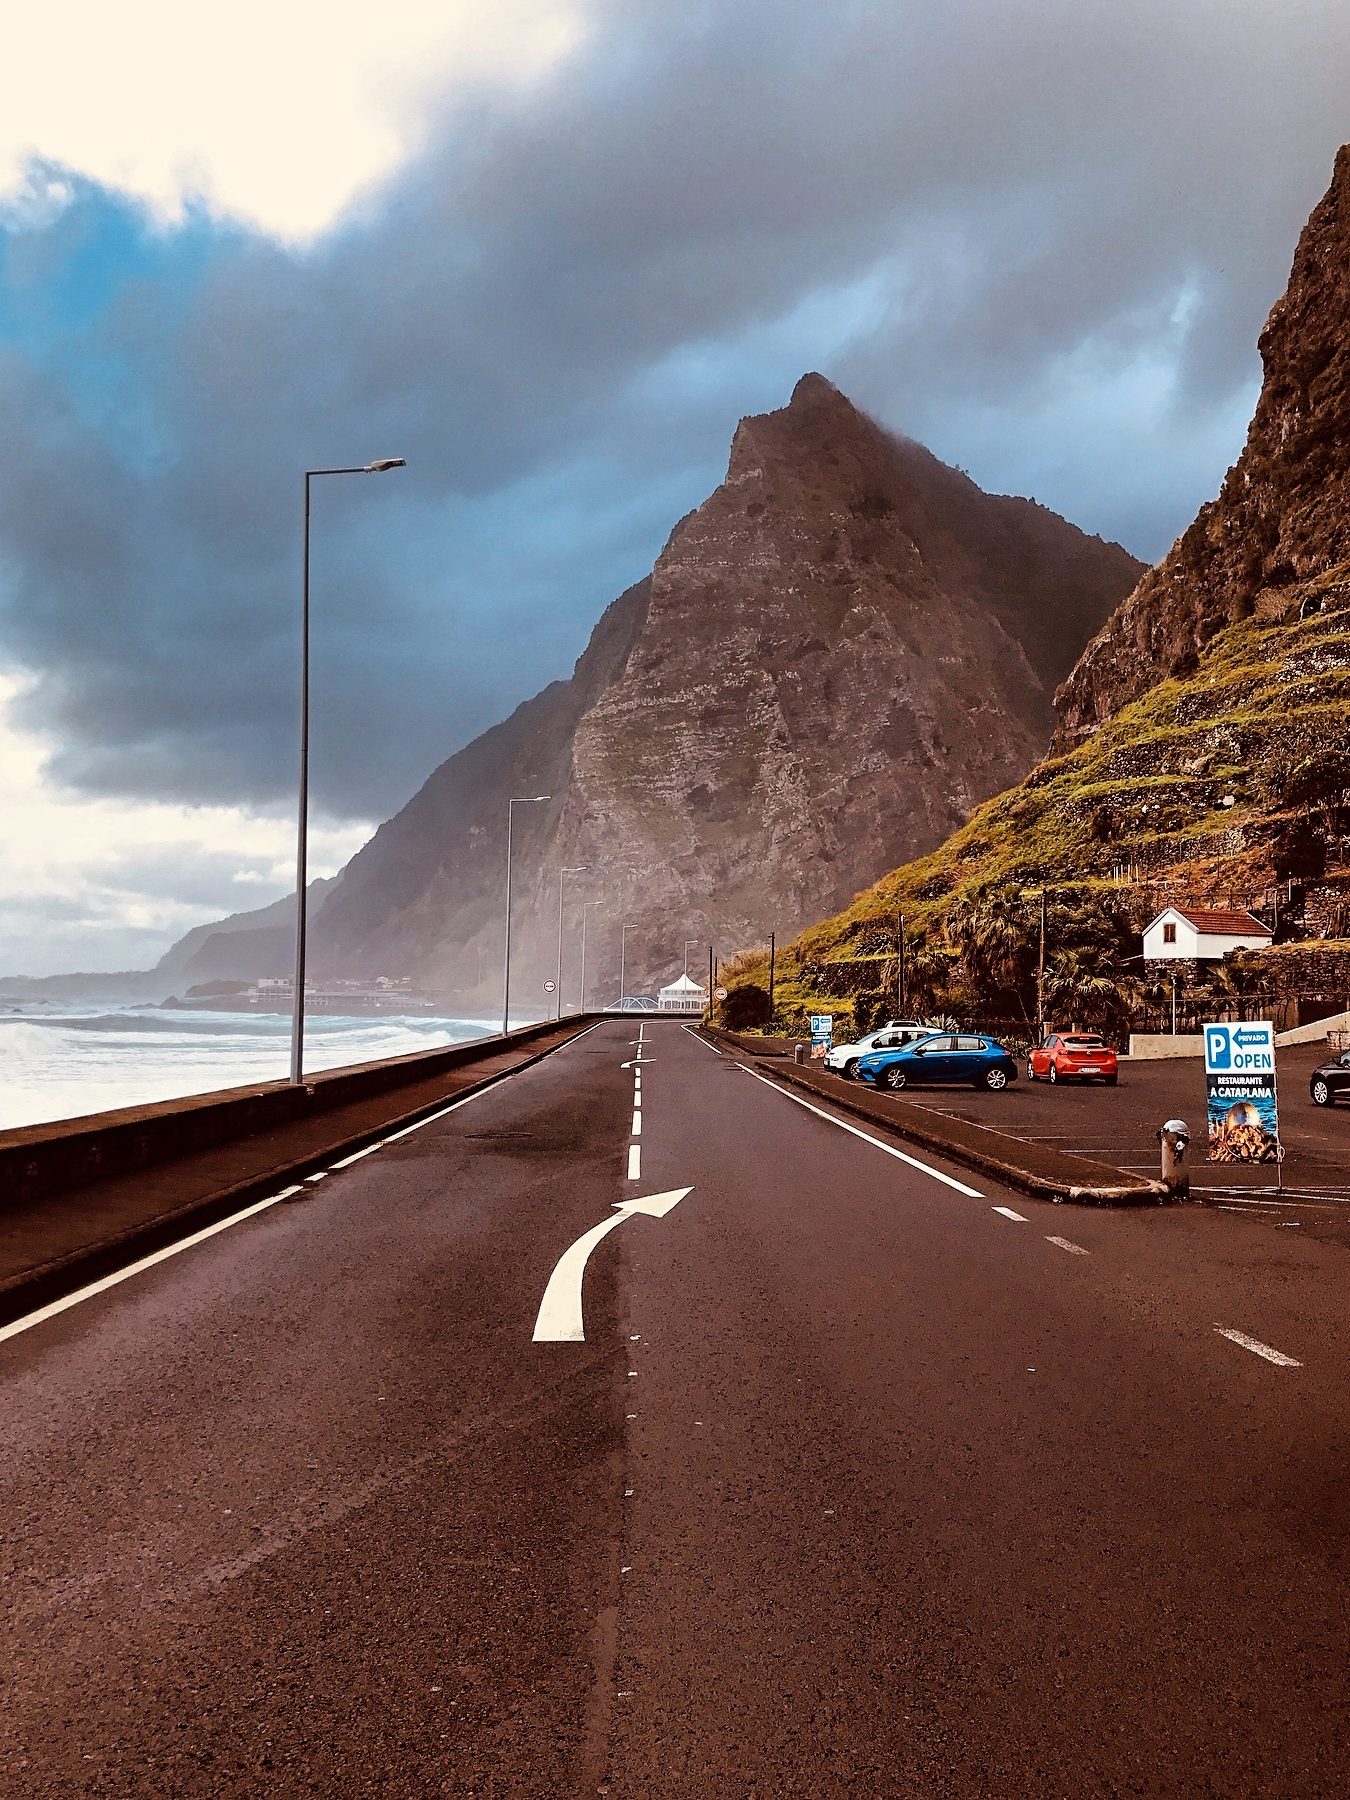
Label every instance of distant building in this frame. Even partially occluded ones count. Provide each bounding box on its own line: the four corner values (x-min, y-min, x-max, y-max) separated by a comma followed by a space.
1142, 906, 1273, 963
658, 973, 708, 1013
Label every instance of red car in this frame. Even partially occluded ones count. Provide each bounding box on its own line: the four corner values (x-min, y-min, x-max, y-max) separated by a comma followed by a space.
1028, 1031, 1118, 1085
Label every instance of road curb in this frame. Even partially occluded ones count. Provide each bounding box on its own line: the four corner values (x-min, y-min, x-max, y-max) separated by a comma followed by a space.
0, 1023, 595, 1330
698, 1028, 1168, 1207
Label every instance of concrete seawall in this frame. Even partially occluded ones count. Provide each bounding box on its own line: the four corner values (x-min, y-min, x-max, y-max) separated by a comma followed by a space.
0, 1017, 599, 1208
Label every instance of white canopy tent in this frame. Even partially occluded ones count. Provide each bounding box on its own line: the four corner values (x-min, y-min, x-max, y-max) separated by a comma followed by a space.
657, 973, 708, 1013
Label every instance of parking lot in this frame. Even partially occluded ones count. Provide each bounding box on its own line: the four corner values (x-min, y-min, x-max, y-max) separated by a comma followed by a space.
832, 1041, 1350, 1216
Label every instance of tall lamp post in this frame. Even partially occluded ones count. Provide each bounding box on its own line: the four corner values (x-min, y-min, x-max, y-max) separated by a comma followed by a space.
579, 900, 603, 1012
503, 794, 551, 1036
683, 937, 699, 978
555, 866, 588, 1019
619, 923, 636, 1004
291, 457, 405, 1086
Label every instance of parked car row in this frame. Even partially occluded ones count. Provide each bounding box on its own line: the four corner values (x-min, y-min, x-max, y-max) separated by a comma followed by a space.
821, 1021, 1350, 1113
826, 1023, 1117, 1093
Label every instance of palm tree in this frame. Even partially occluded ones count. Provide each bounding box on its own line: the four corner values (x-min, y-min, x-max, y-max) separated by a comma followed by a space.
1044, 946, 1128, 1033
947, 886, 1034, 1005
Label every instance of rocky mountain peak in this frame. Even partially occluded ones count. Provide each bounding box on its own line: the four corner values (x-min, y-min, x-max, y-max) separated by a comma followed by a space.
1056, 144, 1350, 743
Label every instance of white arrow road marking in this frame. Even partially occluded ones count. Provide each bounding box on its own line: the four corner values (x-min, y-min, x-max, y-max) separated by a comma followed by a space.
532, 1189, 693, 1343
620, 1058, 653, 1070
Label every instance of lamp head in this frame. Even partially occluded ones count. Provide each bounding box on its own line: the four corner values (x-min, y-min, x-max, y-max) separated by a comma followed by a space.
365, 458, 407, 472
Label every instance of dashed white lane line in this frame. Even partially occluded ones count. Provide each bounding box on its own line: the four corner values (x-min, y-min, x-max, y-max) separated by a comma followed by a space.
0, 1186, 306, 1347
682, 1025, 723, 1055
631, 1110, 643, 1136
627, 1143, 642, 1181
992, 1206, 1028, 1222
1214, 1327, 1302, 1367
736, 1066, 983, 1197
1046, 1235, 1090, 1256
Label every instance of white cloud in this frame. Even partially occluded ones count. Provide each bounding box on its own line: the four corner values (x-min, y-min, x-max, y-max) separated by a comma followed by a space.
0, 671, 370, 973
0, 0, 583, 238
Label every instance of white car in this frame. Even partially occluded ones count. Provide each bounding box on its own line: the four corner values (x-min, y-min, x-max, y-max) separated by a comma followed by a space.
825, 1022, 930, 1079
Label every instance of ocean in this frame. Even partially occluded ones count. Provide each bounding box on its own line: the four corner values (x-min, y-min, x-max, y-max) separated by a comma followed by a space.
0, 1004, 507, 1132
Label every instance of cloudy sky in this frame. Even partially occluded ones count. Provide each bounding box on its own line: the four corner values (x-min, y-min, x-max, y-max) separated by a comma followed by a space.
2, 0, 1348, 974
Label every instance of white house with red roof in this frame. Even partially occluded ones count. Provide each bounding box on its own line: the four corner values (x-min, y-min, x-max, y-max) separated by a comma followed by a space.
1141, 905, 1273, 963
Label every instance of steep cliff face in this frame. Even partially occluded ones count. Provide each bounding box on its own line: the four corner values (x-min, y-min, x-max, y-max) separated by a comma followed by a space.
294, 376, 1139, 999
1057, 146, 1350, 743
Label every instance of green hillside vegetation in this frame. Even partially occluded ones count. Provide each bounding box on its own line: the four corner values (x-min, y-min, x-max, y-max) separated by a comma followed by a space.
721, 568, 1350, 1042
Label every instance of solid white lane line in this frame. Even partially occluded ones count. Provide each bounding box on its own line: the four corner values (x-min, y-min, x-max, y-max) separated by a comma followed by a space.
682, 1025, 723, 1055
627, 1143, 642, 1180
1046, 1235, 1090, 1255
632, 1110, 642, 1136
330, 1141, 384, 1169
992, 1206, 1028, 1222
737, 1066, 983, 1197
1214, 1327, 1302, 1367
0, 1187, 306, 1347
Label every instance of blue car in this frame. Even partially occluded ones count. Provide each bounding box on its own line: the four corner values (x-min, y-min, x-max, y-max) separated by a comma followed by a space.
855, 1031, 1019, 1093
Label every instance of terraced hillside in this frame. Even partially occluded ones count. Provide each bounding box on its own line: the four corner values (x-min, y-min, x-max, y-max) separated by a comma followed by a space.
746, 569, 1350, 1033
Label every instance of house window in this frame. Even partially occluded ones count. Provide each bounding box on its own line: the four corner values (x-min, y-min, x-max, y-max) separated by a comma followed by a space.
1162, 923, 1177, 945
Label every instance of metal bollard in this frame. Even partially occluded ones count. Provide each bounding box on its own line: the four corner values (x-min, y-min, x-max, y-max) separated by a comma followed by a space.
1157, 1117, 1191, 1199
794, 1043, 805, 1064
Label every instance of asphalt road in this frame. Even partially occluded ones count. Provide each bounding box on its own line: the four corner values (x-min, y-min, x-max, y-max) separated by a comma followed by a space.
4, 1019, 1350, 1796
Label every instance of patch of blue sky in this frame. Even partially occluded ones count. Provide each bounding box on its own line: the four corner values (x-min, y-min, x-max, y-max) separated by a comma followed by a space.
0, 172, 240, 453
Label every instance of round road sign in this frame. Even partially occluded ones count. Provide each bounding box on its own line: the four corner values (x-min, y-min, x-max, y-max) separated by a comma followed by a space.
714, 986, 728, 1000
543, 979, 557, 993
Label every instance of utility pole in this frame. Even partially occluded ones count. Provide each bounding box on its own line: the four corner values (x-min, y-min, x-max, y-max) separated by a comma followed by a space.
708, 944, 714, 1016
579, 900, 601, 1013
555, 866, 587, 1020
896, 909, 906, 1017
1036, 889, 1048, 1043
768, 932, 776, 1014
503, 794, 550, 1036
290, 457, 405, 1085
620, 923, 635, 1004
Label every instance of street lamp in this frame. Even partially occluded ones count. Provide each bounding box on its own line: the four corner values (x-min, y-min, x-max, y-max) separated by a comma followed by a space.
503, 794, 550, 1035
619, 923, 636, 1004
290, 457, 405, 1086
579, 900, 603, 1012
555, 866, 588, 1020
683, 938, 699, 978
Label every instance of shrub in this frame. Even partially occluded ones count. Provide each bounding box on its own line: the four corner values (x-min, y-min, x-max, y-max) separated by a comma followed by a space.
719, 983, 773, 1031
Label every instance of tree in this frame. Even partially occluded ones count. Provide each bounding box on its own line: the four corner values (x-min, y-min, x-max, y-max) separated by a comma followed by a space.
1044, 946, 1137, 1035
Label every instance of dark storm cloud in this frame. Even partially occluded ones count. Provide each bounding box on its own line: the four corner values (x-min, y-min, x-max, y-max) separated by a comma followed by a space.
1, 0, 1348, 822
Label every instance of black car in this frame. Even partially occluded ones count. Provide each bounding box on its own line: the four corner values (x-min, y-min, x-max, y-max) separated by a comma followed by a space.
1310, 1049, 1350, 1106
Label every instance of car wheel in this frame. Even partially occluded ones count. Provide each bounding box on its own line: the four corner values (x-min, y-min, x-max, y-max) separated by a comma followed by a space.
882, 1067, 908, 1091
1103, 1075, 1118, 1086
1048, 1064, 1058, 1084
1026, 1061, 1038, 1082
983, 1067, 1009, 1091
1312, 1078, 1333, 1107
842, 1059, 858, 1081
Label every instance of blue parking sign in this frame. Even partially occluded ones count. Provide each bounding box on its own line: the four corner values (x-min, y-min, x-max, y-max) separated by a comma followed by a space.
1203, 1021, 1280, 1163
